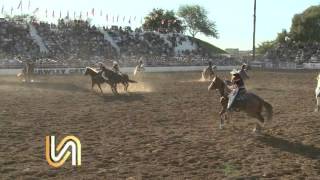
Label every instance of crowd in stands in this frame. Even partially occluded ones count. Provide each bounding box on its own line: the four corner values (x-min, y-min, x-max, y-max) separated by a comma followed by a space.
263, 41, 320, 64
0, 18, 238, 68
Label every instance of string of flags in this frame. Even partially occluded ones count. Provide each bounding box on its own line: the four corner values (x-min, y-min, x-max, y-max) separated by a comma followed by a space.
0, 0, 150, 26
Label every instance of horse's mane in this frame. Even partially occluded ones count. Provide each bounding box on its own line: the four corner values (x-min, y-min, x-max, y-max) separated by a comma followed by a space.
86, 67, 98, 73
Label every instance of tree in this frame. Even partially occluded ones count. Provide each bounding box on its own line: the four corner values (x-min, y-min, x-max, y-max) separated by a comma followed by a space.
177, 5, 218, 38
290, 5, 320, 42
276, 29, 289, 44
256, 41, 275, 55
143, 9, 183, 33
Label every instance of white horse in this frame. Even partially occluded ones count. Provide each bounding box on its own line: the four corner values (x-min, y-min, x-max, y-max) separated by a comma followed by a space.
133, 64, 145, 76
201, 66, 216, 81
315, 73, 320, 112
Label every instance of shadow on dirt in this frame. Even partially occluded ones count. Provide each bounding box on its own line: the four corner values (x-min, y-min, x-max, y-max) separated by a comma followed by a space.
258, 134, 320, 159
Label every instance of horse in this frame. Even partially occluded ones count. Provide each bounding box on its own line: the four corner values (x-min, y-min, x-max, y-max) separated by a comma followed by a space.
101, 67, 137, 94
239, 69, 249, 80
208, 76, 273, 132
84, 67, 111, 94
133, 64, 145, 76
201, 66, 216, 81
315, 73, 320, 112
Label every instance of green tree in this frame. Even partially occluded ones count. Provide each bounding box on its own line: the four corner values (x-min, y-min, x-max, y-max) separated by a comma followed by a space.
276, 29, 289, 44
177, 5, 218, 38
290, 5, 320, 42
143, 9, 183, 33
257, 41, 275, 55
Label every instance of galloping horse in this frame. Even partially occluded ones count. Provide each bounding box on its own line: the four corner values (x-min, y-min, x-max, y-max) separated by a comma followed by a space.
134, 64, 145, 76
208, 76, 273, 131
101, 67, 137, 94
315, 73, 320, 112
84, 67, 110, 93
202, 66, 216, 81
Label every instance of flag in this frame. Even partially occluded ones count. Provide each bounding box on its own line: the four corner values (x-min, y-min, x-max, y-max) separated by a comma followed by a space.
106, 14, 108, 21
123, 16, 125, 22
112, 16, 114, 22
80, 11, 82, 19
52, 10, 54, 18
116, 15, 119, 22
100, 9, 102, 16
1, 5, 4, 14
67, 11, 69, 19
73, 11, 75, 19
128, 16, 131, 24
17, 0, 22, 9
86, 11, 88, 17
45, 9, 47, 18
28, 0, 30, 10
134, 16, 136, 21
59, 10, 61, 19
91, 8, 94, 16
32, 8, 39, 14
11, 7, 13, 15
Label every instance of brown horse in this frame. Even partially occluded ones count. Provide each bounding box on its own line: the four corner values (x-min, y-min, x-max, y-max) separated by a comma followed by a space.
101, 67, 137, 95
208, 76, 273, 131
84, 67, 111, 94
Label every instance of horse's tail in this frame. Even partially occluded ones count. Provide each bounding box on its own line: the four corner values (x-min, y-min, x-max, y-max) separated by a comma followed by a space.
263, 100, 273, 121
128, 79, 137, 83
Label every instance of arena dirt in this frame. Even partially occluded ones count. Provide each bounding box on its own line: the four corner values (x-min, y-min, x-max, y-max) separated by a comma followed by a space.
0, 71, 319, 179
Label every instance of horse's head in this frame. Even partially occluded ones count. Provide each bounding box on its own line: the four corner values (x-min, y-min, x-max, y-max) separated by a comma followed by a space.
208, 76, 218, 91
84, 67, 90, 75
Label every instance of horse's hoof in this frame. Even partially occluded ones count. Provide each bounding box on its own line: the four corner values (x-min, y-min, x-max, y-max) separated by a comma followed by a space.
219, 124, 224, 129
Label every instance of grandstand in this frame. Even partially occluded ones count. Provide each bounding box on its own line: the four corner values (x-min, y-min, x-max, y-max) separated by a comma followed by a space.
0, 18, 231, 68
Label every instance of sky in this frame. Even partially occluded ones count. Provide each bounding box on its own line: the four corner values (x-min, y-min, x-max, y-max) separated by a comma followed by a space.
1, 0, 319, 50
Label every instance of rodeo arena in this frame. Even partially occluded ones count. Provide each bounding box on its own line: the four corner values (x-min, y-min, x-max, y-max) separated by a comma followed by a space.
1, 0, 320, 179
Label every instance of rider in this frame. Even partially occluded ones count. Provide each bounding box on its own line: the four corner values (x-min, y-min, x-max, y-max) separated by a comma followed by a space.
112, 61, 121, 74
227, 69, 247, 111
137, 60, 145, 71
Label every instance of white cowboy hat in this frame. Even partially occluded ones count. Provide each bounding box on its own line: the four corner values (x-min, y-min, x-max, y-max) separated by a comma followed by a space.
113, 61, 118, 65
230, 69, 241, 75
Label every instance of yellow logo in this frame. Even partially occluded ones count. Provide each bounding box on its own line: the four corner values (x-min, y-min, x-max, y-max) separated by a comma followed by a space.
45, 136, 81, 168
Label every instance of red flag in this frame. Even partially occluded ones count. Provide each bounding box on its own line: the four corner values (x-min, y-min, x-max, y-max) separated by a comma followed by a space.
91, 8, 94, 16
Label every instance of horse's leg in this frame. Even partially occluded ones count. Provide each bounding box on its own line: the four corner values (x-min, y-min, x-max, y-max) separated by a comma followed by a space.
315, 97, 319, 112
219, 109, 226, 129
219, 97, 228, 129
97, 83, 103, 94
252, 113, 264, 133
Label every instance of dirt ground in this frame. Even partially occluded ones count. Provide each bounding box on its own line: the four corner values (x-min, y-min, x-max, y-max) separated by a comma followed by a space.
0, 70, 320, 179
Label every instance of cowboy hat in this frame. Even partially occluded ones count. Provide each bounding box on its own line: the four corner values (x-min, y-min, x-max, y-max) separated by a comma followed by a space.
230, 69, 241, 75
